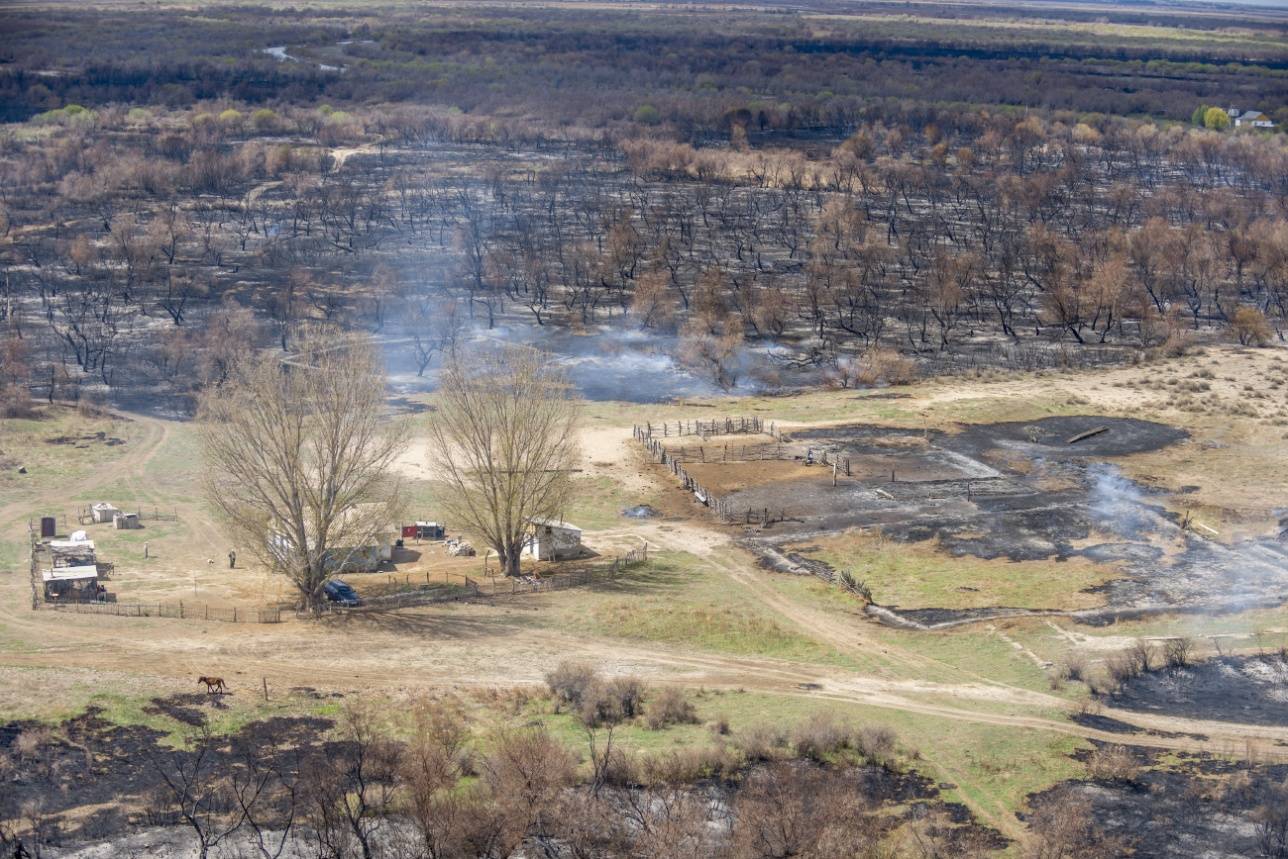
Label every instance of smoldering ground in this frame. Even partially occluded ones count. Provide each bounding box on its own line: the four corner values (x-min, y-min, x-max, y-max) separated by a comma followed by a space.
725, 416, 1288, 627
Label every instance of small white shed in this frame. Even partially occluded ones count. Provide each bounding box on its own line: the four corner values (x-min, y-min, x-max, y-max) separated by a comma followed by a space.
523, 518, 582, 561
91, 502, 120, 524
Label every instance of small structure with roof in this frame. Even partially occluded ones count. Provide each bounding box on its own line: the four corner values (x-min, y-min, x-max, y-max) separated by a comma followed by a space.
90, 502, 120, 524
37, 536, 105, 601
1227, 107, 1275, 129
523, 518, 583, 561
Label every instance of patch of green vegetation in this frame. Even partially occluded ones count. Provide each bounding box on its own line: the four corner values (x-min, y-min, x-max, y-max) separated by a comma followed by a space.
528, 552, 852, 666
0, 408, 146, 506
794, 531, 1113, 612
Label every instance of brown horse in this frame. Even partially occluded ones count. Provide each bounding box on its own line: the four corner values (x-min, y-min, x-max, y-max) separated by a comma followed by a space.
197, 676, 227, 695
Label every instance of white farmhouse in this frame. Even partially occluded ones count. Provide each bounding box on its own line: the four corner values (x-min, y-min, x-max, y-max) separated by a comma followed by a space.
1227, 107, 1275, 129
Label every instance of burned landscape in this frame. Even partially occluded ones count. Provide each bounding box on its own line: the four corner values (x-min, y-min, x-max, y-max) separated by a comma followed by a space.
663, 414, 1288, 628
4, 0, 1288, 857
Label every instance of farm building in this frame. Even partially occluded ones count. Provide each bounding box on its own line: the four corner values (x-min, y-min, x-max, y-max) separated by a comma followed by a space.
267, 506, 397, 573
403, 521, 446, 541
39, 537, 103, 601
523, 518, 583, 561
90, 502, 120, 524
114, 511, 141, 529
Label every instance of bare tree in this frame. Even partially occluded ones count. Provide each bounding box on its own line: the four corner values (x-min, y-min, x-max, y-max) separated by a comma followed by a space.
427, 345, 580, 577
198, 326, 407, 612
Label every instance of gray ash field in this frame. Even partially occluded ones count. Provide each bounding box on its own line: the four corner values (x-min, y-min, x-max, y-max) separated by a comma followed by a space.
729, 416, 1288, 627
1101, 654, 1288, 728
1028, 747, 1288, 859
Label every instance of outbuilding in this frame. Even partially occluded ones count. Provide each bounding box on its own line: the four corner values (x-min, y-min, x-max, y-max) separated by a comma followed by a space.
90, 502, 120, 524
114, 511, 141, 530
523, 518, 583, 561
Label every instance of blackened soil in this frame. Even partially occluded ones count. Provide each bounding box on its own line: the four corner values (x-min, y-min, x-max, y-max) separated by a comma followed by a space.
0, 702, 338, 841
1100, 654, 1288, 727
1028, 747, 1288, 859
950, 415, 1189, 459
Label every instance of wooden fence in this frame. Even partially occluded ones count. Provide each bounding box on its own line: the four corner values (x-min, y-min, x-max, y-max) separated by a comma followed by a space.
48, 601, 282, 623
633, 417, 816, 524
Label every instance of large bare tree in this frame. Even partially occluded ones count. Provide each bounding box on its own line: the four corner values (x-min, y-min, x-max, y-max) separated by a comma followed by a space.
198, 326, 407, 611
428, 346, 580, 577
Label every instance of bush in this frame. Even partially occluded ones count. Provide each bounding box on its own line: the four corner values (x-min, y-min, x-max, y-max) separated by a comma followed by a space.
856, 726, 898, 767
732, 723, 788, 763
1085, 744, 1139, 783
546, 661, 598, 709
638, 744, 738, 785
0, 385, 36, 419
633, 104, 662, 125
1232, 307, 1273, 347
791, 713, 852, 762
645, 687, 698, 730
1104, 651, 1142, 689
1060, 654, 1088, 683
579, 676, 646, 727
1163, 637, 1194, 669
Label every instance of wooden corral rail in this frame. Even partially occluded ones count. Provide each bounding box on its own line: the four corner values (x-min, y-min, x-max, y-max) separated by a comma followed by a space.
633, 418, 812, 524
48, 601, 282, 624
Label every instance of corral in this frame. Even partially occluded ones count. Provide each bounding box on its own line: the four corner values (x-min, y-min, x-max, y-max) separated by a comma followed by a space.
645, 413, 1288, 629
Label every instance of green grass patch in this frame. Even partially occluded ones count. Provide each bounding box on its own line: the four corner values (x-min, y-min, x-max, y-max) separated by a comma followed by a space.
791, 530, 1114, 612
527, 552, 853, 666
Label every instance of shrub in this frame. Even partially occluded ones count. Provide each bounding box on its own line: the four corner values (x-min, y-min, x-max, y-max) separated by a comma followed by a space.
1104, 651, 1141, 689
546, 661, 598, 709
1232, 307, 1273, 347
732, 723, 788, 763
645, 687, 698, 730
1060, 654, 1088, 683
633, 104, 662, 125
0, 385, 36, 419
792, 713, 852, 762
1085, 745, 1139, 783
578, 676, 647, 727
638, 744, 738, 785
1163, 637, 1195, 669
856, 726, 898, 767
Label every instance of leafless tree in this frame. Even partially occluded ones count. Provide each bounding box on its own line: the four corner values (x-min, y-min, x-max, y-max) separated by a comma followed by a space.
198, 325, 407, 611
427, 345, 580, 577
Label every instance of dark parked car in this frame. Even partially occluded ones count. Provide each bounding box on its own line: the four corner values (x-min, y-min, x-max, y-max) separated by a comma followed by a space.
323, 579, 362, 607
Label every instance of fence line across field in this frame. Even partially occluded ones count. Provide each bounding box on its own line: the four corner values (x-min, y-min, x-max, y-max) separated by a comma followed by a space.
47, 600, 282, 624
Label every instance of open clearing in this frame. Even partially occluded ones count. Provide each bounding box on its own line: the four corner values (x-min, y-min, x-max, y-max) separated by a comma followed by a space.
5, 346, 1288, 849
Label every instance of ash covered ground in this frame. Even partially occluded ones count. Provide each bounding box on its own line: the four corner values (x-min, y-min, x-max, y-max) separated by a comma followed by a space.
727, 416, 1288, 627
1101, 653, 1288, 728
1028, 746, 1288, 859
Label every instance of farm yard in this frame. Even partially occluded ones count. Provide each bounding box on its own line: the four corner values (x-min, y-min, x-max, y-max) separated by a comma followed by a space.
4, 344, 1288, 855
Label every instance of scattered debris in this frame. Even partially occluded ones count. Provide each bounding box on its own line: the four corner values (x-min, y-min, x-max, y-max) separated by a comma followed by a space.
622, 504, 660, 519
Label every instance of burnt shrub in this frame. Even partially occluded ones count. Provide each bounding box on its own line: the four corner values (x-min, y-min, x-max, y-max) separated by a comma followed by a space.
1163, 637, 1195, 669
